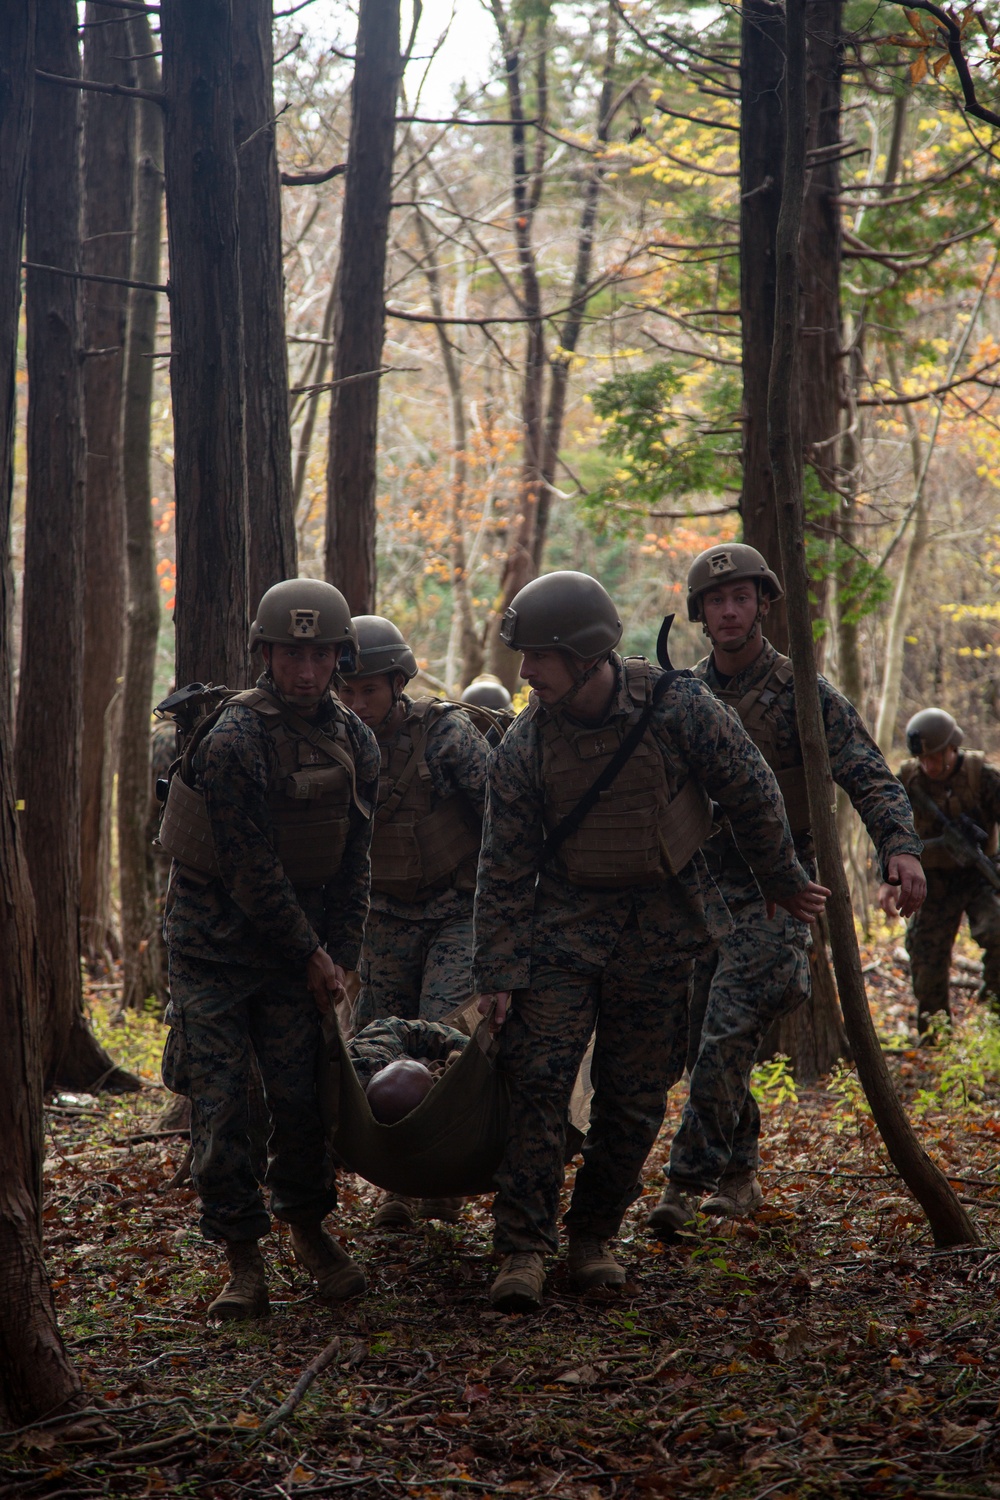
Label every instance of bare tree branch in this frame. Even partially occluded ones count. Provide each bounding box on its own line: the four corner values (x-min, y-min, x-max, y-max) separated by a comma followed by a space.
36, 68, 163, 103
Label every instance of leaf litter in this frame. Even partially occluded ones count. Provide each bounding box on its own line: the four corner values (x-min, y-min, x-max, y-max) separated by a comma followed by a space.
4, 926, 1000, 1497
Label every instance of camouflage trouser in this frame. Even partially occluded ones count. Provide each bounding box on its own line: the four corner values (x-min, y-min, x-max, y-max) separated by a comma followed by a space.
494, 913, 692, 1256
668, 903, 811, 1193
906, 870, 1000, 1025
166, 951, 337, 1242
357, 906, 474, 1026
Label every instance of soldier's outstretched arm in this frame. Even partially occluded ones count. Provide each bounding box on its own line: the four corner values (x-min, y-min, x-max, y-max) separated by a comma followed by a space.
472, 724, 545, 998
821, 678, 923, 877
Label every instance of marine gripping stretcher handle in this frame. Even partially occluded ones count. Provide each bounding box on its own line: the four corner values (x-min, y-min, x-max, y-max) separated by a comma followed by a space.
909, 782, 1000, 892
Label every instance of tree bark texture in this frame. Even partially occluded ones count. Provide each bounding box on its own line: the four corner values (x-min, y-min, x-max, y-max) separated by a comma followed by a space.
119, 13, 165, 1012
161, 0, 249, 688
486, 6, 548, 688
19, 4, 137, 1094
324, 0, 400, 612
739, 0, 786, 649
78, 3, 137, 965
232, 0, 296, 616
767, 0, 977, 1249
0, 0, 85, 1429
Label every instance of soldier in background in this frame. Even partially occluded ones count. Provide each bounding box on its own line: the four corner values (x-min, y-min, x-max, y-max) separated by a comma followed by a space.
650, 545, 925, 1236
473, 570, 825, 1313
337, 615, 489, 1230
159, 580, 379, 1320
461, 673, 514, 717
895, 708, 1000, 1030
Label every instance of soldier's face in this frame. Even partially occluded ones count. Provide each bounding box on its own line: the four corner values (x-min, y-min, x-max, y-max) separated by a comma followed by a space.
919, 745, 959, 782
265, 642, 339, 706
519, 648, 580, 703
337, 673, 399, 727
701, 579, 765, 649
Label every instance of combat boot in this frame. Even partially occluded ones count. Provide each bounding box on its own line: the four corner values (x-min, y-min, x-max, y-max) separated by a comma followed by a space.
645, 1183, 700, 1239
207, 1239, 269, 1322
418, 1196, 464, 1224
700, 1171, 764, 1219
490, 1252, 545, 1313
567, 1237, 626, 1291
289, 1224, 367, 1301
372, 1193, 417, 1231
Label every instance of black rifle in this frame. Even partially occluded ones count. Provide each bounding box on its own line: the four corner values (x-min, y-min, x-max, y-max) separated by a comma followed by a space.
909, 783, 1000, 893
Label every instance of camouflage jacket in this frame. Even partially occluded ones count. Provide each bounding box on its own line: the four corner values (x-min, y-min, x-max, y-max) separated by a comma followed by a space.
348, 1016, 468, 1090
164, 671, 380, 970
472, 654, 810, 993
695, 641, 922, 906
371, 694, 489, 921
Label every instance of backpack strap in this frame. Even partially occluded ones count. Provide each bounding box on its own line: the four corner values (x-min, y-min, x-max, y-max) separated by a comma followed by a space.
374, 702, 445, 826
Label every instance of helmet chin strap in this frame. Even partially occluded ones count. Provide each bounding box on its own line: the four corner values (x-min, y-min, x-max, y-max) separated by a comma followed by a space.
549, 654, 609, 713
372, 673, 407, 736
702, 605, 765, 657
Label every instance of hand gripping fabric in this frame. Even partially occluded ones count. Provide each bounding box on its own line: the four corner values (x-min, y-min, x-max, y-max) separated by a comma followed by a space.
316, 1012, 510, 1197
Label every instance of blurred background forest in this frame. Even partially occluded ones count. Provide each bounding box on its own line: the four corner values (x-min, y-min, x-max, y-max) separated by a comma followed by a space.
9, 0, 1000, 737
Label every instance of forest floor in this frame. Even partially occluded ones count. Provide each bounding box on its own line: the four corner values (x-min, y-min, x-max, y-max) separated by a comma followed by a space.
4, 920, 1000, 1499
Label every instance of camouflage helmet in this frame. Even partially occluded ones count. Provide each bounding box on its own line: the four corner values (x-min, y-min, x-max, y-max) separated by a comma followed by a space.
686, 543, 784, 622
249, 578, 357, 664
906, 708, 963, 758
500, 571, 622, 658
460, 674, 513, 711
342, 615, 418, 681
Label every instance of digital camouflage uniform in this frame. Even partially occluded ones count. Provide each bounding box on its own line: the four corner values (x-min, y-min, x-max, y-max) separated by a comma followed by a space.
473, 653, 811, 1257
357, 696, 488, 1026
901, 753, 1000, 1023
347, 1016, 468, 1090
163, 671, 380, 1243
667, 641, 922, 1195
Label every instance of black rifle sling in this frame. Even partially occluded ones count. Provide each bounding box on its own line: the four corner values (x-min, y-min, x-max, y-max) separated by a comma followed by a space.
539, 668, 682, 867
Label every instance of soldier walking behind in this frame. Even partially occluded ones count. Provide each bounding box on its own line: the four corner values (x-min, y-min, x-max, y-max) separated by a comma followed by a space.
473, 570, 827, 1313
158, 580, 380, 1320
649, 545, 925, 1236
897, 708, 1000, 1030
337, 615, 489, 1230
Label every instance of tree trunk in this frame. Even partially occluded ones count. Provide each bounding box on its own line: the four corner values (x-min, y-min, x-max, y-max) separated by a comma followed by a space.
739, 0, 787, 650
324, 0, 400, 612
119, 13, 165, 1013
768, 0, 977, 1249
161, 0, 249, 688
533, 4, 618, 570
232, 0, 296, 615
486, 6, 548, 689
292, 281, 336, 553
0, 0, 87, 1426
19, 3, 138, 1095
78, 3, 136, 966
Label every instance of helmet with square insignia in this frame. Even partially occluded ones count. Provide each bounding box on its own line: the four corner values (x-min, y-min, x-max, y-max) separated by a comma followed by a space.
686, 544, 784, 622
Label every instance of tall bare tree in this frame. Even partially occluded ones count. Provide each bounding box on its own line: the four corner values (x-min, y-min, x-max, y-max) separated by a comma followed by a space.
325, 0, 401, 612
161, 0, 249, 688
0, 0, 86, 1428
233, 0, 297, 614
18, 0, 137, 1092
119, 11, 165, 1012
78, 3, 137, 965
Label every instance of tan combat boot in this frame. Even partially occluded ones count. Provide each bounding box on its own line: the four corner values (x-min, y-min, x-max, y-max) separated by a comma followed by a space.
371, 1193, 417, 1232
645, 1183, 700, 1239
418, 1196, 464, 1224
490, 1252, 545, 1313
567, 1237, 626, 1291
207, 1239, 269, 1322
289, 1224, 366, 1301
700, 1171, 764, 1219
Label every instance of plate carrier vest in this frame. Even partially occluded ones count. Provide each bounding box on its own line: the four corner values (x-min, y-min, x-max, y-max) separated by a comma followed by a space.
708, 653, 811, 835
535, 657, 713, 888
157, 688, 365, 887
370, 700, 484, 903
899, 751, 997, 870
